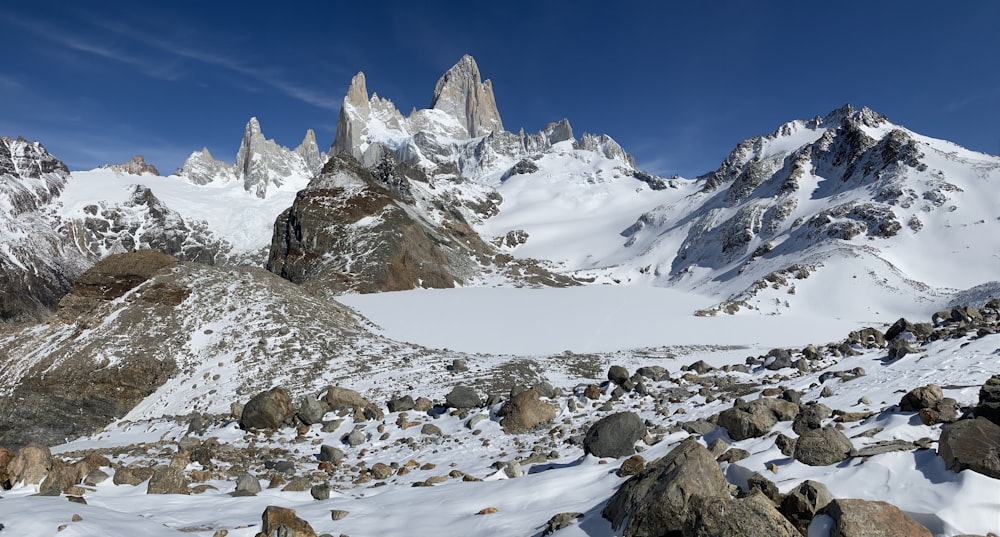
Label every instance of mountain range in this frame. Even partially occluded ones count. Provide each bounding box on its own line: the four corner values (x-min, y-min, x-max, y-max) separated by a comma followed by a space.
0, 55, 998, 537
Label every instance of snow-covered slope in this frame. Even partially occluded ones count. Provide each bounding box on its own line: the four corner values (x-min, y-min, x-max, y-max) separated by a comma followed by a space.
483, 104, 1000, 324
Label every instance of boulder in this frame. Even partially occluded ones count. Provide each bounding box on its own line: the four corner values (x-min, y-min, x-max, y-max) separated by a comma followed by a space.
938, 417, 1000, 479
794, 427, 853, 466
744, 472, 781, 504
918, 398, 960, 425
322, 386, 383, 420
685, 491, 801, 537
7, 443, 52, 485
232, 472, 261, 496
780, 480, 832, 534
764, 348, 793, 370
584, 412, 646, 458
497, 389, 557, 433
240, 387, 295, 430
260, 505, 317, 537
719, 397, 799, 441
387, 395, 416, 412
975, 374, 1000, 425
445, 385, 482, 409
899, 384, 943, 412
39, 460, 80, 496
146, 465, 189, 494
603, 437, 730, 536
608, 365, 630, 386
821, 498, 932, 537
296, 395, 327, 425
0, 446, 12, 487
792, 402, 832, 434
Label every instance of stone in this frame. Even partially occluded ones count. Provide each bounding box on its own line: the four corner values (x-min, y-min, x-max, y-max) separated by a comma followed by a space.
260, 505, 318, 537
146, 465, 189, 494
445, 386, 482, 409
775, 433, 797, 457
330, 510, 349, 521
310, 482, 332, 500
602, 437, 731, 536
636, 366, 667, 381
899, 384, 943, 412
792, 402, 832, 434
296, 395, 327, 425
887, 338, 916, 360
420, 423, 442, 436
370, 463, 392, 480
542, 512, 583, 536
240, 387, 295, 430
617, 455, 646, 477
794, 427, 853, 466
387, 395, 415, 413
534, 381, 558, 399
608, 365, 630, 386
346, 429, 366, 447
975, 374, 1000, 425
744, 472, 781, 504
7, 443, 52, 485
717, 448, 750, 463
83, 469, 110, 486
39, 460, 80, 496
685, 491, 801, 537
466, 414, 489, 430
584, 412, 647, 458
764, 348, 793, 370
113, 466, 154, 486
918, 398, 960, 425
682, 419, 716, 436
687, 360, 713, 374
319, 445, 345, 464
322, 386, 383, 421
231, 472, 261, 496
938, 417, 1000, 479
718, 397, 799, 441
451, 359, 468, 372
821, 498, 932, 537
583, 384, 601, 400
497, 390, 557, 433
780, 479, 832, 534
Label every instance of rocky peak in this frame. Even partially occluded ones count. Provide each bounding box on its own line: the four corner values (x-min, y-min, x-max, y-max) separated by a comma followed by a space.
816, 104, 888, 129
575, 133, 636, 168
235, 117, 291, 198
104, 155, 160, 176
0, 136, 70, 180
332, 72, 373, 157
177, 147, 235, 185
429, 54, 504, 138
294, 129, 325, 173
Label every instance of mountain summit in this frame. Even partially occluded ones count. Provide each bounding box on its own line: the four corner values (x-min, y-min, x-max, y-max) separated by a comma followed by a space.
429, 54, 504, 138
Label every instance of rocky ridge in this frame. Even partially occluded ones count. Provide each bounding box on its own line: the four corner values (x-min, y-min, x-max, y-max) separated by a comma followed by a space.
102, 155, 160, 176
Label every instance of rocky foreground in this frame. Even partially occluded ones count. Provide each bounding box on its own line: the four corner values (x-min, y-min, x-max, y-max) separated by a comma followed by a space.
2, 302, 1000, 536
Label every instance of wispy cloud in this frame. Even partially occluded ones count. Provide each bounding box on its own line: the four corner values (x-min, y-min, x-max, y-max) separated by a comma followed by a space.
942, 85, 1000, 114
87, 17, 342, 111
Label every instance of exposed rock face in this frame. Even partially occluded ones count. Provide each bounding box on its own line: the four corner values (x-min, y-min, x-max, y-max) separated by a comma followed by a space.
266, 155, 536, 293
975, 374, 1000, 425
260, 506, 317, 537
104, 155, 160, 176
821, 498, 932, 537
0, 136, 88, 324
62, 184, 227, 264
0, 251, 182, 448
429, 54, 504, 138
6, 444, 53, 485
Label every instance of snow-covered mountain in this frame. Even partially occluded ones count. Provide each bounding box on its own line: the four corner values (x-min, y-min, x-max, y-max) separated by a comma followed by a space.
483, 104, 1000, 322
178, 117, 325, 198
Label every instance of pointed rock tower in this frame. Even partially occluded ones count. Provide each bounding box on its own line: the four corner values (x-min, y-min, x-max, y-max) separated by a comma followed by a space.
429, 54, 504, 138
332, 72, 371, 158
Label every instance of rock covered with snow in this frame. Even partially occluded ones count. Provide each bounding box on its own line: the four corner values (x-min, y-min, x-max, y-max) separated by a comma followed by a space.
103, 155, 160, 176
429, 54, 504, 138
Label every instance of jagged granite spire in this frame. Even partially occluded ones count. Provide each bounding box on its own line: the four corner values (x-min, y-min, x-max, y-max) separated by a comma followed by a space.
429, 55, 503, 138
295, 129, 325, 172
332, 72, 371, 157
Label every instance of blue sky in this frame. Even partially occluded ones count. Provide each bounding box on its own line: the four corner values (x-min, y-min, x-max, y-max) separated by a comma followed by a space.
2, 1, 998, 177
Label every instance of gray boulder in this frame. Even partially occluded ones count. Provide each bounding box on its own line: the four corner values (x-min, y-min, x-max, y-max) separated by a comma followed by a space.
387, 395, 415, 413
240, 387, 295, 430
764, 348, 792, 370
322, 386, 383, 421
608, 365, 630, 386
938, 417, 1000, 479
794, 427, 853, 466
792, 402, 832, 434
583, 412, 646, 458
296, 395, 327, 425
685, 491, 801, 537
319, 445, 345, 464
821, 498, 932, 537
780, 479, 832, 534
445, 385, 482, 409
719, 397, 799, 441
232, 472, 261, 496
602, 437, 730, 536
975, 374, 1000, 425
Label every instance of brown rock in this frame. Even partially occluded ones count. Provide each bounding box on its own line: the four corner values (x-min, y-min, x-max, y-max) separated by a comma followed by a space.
7, 443, 52, 485
583, 384, 601, 400
322, 386, 384, 421
146, 465, 189, 494
780, 480, 832, 534
794, 427, 853, 466
113, 466, 155, 486
938, 417, 1000, 479
39, 460, 80, 496
498, 390, 557, 433
617, 455, 645, 477
822, 498, 932, 537
899, 384, 943, 412
240, 387, 295, 430
260, 506, 317, 537
685, 491, 802, 536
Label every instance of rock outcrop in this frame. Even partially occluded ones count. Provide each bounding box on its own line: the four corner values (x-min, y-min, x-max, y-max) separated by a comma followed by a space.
104, 155, 160, 176
429, 54, 504, 138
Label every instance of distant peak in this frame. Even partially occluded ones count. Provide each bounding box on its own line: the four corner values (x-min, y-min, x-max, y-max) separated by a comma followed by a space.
345, 72, 369, 110
102, 155, 160, 176
245, 117, 262, 133
820, 104, 888, 128
430, 54, 503, 137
